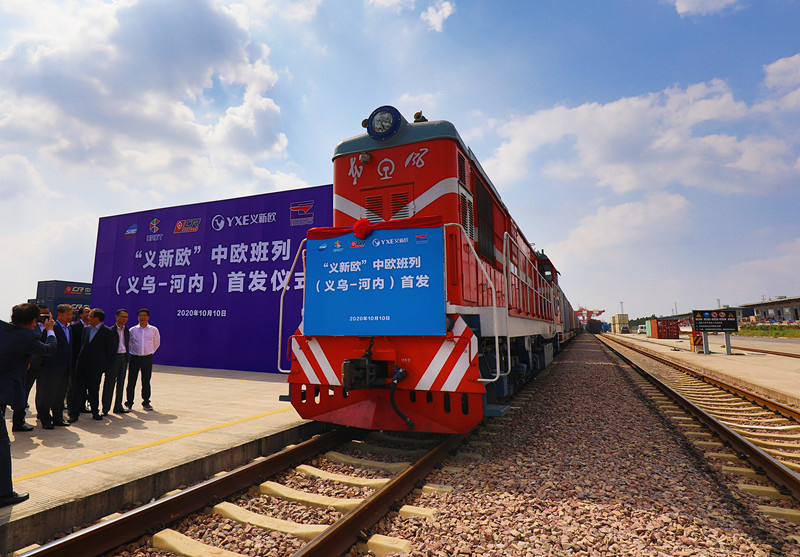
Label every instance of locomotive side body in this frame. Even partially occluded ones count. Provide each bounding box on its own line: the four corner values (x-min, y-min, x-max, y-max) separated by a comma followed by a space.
287, 107, 578, 433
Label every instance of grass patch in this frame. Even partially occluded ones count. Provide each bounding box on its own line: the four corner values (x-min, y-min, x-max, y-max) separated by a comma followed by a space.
735, 325, 800, 338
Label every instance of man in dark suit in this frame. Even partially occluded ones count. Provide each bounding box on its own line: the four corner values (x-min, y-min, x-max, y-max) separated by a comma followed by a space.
69, 309, 115, 422
102, 309, 130, 415
0, 303, 56, 507
36, 305, 73, 429
69, 307, 91, 414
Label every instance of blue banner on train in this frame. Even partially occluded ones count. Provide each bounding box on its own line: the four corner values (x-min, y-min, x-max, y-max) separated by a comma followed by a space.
91, 185, 332, 372
305, 226, 445, 336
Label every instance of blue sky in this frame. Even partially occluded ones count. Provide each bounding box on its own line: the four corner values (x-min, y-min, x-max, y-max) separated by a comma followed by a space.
1, 0, 799, 321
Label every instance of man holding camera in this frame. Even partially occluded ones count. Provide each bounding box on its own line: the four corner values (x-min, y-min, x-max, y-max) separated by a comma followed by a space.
36, 305, 74, 429
11, 304, 50, 432
0, 303, 57, 506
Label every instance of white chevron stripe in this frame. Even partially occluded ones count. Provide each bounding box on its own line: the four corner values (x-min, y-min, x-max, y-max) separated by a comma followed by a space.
333, 194, 364, 220
292, 338, 321, 385
335, 177, 459, 224
307, 338, 341, 386
401, 177, 459, 216
415, 317, 468, 391
441, 343, 471, 392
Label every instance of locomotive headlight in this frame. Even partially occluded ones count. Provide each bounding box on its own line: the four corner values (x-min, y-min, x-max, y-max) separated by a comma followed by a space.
366, 106, 403, 141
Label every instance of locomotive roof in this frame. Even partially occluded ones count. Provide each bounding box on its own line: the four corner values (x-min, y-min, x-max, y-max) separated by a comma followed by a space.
333, 116, 509, 217
333, 109, 556, 271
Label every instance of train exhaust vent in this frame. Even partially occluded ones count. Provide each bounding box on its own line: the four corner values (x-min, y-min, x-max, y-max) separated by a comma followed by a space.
390, 191, 411, 220
459, 191, 475, 240
365, 195, 384, 223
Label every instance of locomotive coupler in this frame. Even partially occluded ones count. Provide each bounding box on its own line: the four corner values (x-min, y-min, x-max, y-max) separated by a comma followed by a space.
390, 366, 415, 430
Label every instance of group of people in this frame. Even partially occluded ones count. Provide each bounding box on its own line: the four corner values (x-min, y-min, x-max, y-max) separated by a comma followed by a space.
0, 302, 161, 507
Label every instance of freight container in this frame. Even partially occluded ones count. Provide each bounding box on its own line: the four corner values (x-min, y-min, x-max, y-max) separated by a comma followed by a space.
34, 280, 92, 313
585, 319, 603, 334
611, 313, 629, 334
647, 318, 679, 339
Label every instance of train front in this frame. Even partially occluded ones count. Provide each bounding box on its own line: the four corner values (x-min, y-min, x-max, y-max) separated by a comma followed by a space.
286, 106, 485, 433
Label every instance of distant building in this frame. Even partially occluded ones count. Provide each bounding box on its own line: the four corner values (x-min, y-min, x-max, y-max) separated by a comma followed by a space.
740, 296, 800, 323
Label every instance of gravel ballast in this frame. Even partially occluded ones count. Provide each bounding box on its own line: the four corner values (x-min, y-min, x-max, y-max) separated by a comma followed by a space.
370, 334, 800, 556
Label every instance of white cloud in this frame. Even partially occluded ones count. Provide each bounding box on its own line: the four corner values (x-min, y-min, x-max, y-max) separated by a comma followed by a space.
0, 212, 98, 318
712, 237, 800, 304
366, 0, 416, 13
552, 192, 691, 260
764, 53, 800, 92
218, 0, 323, 32
0, 154, 58, 200
421, 1, 455, 32
397, 92, 441, 116
207, 92, 287, 159
0, 0, 294, 204
483, 76, 800, 195
666, 0, 742, 17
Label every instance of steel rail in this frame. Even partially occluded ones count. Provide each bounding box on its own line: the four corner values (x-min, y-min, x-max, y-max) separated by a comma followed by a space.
21, 429, 352, 557
597, 335, 800, 502
293, 433, 465, 557
603, 335, 800, 423
730, 345, 800, 359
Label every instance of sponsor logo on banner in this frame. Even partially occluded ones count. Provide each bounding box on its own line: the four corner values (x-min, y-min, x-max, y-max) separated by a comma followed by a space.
318, 243, 328, 251
174, 218, 201, 233
211, 212, 277, 231
290, 200, 315, 226
64, 285, 91, 296
124, 224, 138, 239
415, 234, 428, 244
147, 218, 163, 242
211, 214, 226, 231
372, 237, 410, 248
351, 240, 366, 248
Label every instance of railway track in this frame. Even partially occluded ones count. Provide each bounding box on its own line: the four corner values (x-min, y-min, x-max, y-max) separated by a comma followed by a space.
671, 331, 800, 359
729, 345, 800, 359
21, 428, 465, 557
597, 334, 800, 517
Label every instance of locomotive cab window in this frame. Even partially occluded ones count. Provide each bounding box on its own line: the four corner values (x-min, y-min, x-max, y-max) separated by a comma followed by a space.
541, 263, 553, 283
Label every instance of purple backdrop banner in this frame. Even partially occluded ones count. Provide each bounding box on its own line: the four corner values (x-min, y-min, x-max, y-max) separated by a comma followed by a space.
91, 185, 332, 372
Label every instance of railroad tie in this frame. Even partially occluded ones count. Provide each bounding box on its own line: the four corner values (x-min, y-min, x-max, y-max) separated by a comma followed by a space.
152, 528, 245, 557
323, 450, 411, 472
259, 480, 363, 511
295, 463, 390, 488
211, 501, 328, 541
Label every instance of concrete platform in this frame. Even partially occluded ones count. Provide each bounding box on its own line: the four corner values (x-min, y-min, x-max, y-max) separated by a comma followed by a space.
606, 333, 800, 409
1, 365, 327, 555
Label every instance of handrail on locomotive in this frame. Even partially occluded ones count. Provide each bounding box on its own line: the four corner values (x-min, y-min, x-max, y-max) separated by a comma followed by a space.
443, 223, 502, 383
277, 237, 307, 374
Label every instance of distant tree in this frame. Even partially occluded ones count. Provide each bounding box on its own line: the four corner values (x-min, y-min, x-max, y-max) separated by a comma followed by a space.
629, 314, 657, 327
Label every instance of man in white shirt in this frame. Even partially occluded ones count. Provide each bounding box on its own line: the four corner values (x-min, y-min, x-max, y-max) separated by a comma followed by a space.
125, 308, 160, 411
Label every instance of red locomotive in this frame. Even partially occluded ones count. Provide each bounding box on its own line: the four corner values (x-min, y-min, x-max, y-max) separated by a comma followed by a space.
282, 106, 578, 433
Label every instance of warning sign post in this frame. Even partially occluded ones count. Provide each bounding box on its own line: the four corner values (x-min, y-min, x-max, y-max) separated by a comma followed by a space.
692, 310, 738, 355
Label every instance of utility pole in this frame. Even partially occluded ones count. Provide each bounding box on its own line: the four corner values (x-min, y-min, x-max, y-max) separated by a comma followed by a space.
619, 301, 624, 315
